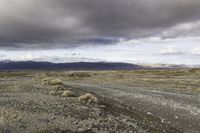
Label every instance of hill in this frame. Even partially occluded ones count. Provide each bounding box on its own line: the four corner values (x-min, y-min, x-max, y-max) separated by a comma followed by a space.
0, 61, 144, 70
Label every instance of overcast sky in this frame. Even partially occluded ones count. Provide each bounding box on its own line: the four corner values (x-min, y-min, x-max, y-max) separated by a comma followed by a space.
0, 0, 200, 65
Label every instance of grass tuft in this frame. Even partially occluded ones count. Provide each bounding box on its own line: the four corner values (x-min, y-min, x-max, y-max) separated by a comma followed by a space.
42, 78, 63, 86
78, 93, 98, 104
61, 90, 73, 97
49, 90, 63, 96
49, 79, 63, 86
67, 72, 93, 80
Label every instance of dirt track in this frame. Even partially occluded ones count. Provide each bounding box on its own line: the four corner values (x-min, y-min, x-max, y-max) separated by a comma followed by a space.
63, 80, 200, 133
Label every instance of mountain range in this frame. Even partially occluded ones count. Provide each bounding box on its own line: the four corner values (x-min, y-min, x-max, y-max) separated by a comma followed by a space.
0, 60, 144, 70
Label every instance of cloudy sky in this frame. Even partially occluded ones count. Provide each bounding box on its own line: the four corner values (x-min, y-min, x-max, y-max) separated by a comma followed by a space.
0, 0, 200, 65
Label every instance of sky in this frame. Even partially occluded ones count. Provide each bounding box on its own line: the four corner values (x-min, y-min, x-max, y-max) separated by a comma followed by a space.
0, 0, 200, 65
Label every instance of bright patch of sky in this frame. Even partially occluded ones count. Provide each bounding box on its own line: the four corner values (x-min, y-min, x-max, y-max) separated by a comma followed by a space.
1, 36, 200, 66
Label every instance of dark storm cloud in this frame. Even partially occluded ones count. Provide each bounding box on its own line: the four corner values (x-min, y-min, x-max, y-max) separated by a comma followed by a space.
1, 0, 200, 49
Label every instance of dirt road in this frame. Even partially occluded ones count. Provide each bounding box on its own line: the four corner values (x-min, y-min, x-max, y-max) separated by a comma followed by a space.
63, 81, 200, 133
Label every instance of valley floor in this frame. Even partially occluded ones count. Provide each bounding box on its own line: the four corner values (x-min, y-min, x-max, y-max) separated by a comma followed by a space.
0, 69, 199, 133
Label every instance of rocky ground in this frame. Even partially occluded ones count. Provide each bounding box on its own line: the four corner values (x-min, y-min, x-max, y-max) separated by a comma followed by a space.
0, 70, 199, 133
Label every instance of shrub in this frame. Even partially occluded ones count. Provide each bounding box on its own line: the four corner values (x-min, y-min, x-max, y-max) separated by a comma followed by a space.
61, 90, 72, 97
42, 78, 51, 82
42, 78, 63, 86
78, 93, 98, 104
68, 72, 92, 79
42, 78, 51, 85
49, 79, 63, 86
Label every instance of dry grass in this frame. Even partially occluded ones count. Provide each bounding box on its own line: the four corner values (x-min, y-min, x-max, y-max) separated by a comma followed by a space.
78, 93, 98, 104
65, 72, 94, 80
53, 85, 65, 91
0, 71, 32, 78
82, 69, 200, 94
1, 69, 200, 94
61, 90, 73, 97
49, 90, 63, 96
42, 78, 51, 85
42, 78, 63, 86
49, 79, 63, 86
38, 69, 200, 94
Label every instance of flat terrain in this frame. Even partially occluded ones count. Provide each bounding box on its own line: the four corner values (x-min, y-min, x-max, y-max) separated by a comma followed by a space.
0, 69, 200, 133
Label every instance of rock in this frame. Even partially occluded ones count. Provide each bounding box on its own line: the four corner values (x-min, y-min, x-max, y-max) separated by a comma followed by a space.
4, 128, 12, 133
99, 105, 106, 108
0, 117, 4, 125
147, 112, 152, 115
49, 91, 57, 96
122, 118, 128, 122
101, 131, 109, 133
77, 128, 86, 132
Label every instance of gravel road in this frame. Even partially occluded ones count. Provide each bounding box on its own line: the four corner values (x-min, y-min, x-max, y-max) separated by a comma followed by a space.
63, 81, 200, 133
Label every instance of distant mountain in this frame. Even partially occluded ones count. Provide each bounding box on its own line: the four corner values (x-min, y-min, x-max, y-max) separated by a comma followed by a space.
0, 61, 145, 70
